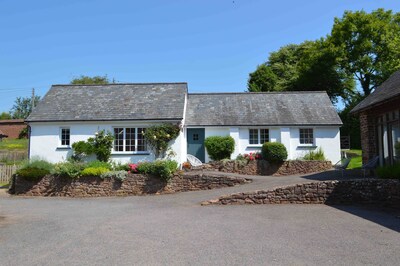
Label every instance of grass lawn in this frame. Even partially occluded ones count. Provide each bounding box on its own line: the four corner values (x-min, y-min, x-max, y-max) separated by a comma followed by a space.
0, 139, 28, 151
0, 183, 9, 188
344, 149, 362, 169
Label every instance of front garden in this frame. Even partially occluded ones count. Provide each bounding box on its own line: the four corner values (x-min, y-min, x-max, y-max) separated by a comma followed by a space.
191, 136, 332, 176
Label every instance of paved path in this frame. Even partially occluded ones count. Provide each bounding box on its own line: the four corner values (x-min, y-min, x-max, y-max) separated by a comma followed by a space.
1, 171, 399, 266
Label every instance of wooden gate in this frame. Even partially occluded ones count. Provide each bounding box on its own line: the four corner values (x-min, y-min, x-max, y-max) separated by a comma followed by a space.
0, 165, 18, 183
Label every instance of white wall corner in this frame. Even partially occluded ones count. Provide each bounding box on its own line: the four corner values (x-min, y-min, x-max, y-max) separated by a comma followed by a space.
229, 127, 240, 159
280, 127, 291, 159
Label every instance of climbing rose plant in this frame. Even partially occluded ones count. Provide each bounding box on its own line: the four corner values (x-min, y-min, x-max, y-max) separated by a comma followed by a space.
143, 124, 180, 158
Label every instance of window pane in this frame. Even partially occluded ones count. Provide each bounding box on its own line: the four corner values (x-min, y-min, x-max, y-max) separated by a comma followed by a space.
125, 128, 136, 152
300, 128, 313, 144
61, 128, 70, 146
114, 128, 124, 151
260, 129, 269, 144
137, 128, 147, 151
249, 129, 258, 144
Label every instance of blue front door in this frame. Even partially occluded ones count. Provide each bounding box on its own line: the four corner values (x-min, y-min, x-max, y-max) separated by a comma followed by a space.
187, 128, 205, 162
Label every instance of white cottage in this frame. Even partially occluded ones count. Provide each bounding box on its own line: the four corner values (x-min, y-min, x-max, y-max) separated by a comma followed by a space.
26, 83, 342, 164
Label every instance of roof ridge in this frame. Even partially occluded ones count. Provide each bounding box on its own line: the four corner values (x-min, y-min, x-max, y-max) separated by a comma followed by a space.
189, 91, 327, 95
52, 82, 188, 87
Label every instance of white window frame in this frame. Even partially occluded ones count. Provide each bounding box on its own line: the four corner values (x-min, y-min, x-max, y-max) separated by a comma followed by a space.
299, 128, 314, 145
248, 128, 269, 146
59, 127, 71, 148
112, 127, 148, 154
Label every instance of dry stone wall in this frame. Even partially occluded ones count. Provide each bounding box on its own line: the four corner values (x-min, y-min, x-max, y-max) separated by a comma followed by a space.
11, 172, 251, 197
206, 160, 332, 176
202, 179, 400, 209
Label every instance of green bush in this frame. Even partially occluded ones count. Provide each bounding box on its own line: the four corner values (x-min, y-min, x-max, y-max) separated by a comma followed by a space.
16, 167, 49, 181
262, 142, 288, 163
20, 158, 54, 172
111, 161, 130, 171
71, 130, 114, 162
52, 161, 86, 178
80, 167, 110, 177
86, 160, 112, 170
303, 148, 326, 161
377, 164, 400, 179
137, 160, 178, 181
204, 136, 235, 161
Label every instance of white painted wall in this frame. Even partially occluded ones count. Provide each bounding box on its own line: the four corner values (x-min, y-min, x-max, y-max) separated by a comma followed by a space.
30, 122, 340, 165
199, 126, 340, 163
29, 121, 184, 164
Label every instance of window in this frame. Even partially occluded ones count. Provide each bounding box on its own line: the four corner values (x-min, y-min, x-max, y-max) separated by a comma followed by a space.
113, 127, 147, 152
60, 128, 70, 146
249, 129, 269, 145
300, 128, 313, 145
193, 134, 199, 141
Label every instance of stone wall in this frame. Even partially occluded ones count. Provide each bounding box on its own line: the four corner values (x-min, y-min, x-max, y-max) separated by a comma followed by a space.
11, 172, 251, 197
205, 160, 332, 176
202, 179, 400, 209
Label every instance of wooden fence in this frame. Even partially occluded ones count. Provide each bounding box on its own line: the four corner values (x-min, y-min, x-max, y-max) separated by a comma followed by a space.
0, 151, 28, 163
0, 165, 18, 183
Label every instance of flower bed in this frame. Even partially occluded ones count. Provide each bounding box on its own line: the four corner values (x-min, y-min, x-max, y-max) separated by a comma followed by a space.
10, 172, 251, 197
206, 159, 332, 176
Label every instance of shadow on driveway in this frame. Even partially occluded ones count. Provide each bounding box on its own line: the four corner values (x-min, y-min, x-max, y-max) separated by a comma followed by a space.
299, 169, 369, 181
329, 205, 400, 233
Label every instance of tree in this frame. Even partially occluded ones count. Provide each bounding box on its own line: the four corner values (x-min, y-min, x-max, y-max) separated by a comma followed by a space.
10, 96, 41, 119
247, 65, 278, 92
248, 41, 354, 102
0, 112, 12, 120
70, 75, 115, 85
329, 8, 400, 96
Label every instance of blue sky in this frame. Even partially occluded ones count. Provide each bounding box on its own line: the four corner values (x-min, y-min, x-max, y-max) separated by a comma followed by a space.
1, 0, 399, 113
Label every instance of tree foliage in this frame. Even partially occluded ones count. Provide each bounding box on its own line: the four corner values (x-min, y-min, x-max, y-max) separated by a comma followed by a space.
10, 96, 41, 119
70, 75, 115, 85
0, 112, 12, 120
329, 8, 400, 96
248, 40, 354, 102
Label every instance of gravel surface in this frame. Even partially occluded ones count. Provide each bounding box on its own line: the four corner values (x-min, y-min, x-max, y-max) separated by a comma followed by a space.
1, 171, 399, 266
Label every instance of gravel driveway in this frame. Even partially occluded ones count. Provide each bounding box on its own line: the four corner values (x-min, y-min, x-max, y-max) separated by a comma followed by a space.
1, 171, 399, 265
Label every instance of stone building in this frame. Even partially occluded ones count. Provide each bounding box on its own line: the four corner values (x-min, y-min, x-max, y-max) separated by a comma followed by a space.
351, 70, 400, 166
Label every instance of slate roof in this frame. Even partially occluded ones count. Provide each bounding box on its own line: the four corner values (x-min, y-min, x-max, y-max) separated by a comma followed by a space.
351, 70, 400, 113
185, 92, 342, 126
26, 83, 187, 122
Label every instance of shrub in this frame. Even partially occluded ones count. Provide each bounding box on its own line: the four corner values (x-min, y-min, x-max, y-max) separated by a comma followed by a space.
204, 136, 235, 161
377, 164, 400, 179
52, 161, 85, 178
71, 130, 114, 162
81, 167, 110, 177
111, 161, 130, 171
100, 171, 128, 181
16, 167, 49, 181
303, 148, 326, 161
262, 142, 288, 163
143, 124, 180, 158
20, 158, 54, 172
71, 141, 93, 161
137, 160, 178, 181
86, 160, 112, 170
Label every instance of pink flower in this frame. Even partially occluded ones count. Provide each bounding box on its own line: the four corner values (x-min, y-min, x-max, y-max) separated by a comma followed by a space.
128, 163, 138, 173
